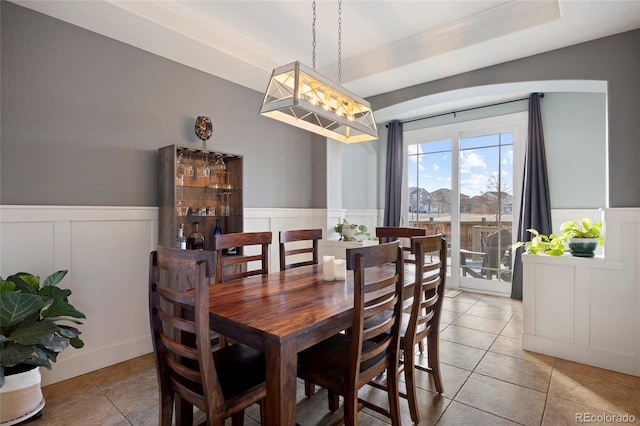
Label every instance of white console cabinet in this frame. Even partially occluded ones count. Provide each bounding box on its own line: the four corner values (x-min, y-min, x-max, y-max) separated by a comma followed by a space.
522, 208, 640, 377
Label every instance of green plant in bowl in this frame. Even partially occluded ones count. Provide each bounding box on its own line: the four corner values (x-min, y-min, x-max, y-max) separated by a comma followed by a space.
512, 228, 565, 256
333, 219, 372, 241
559, 218, 604, 243
560, 218, 604, 257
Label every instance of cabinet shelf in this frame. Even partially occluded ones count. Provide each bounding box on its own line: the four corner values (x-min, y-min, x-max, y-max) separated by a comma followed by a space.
176, 185, 241, 192
179, 214, 243, 220
159, 144, 244, 260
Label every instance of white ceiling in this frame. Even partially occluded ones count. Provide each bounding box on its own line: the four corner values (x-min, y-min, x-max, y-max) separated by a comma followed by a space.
13, 0, 640, 121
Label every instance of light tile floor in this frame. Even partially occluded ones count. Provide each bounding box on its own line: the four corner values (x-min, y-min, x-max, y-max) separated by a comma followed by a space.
32, 292, 640, 425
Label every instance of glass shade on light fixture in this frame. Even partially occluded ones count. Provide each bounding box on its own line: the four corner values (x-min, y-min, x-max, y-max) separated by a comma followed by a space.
259, 61, 378, 144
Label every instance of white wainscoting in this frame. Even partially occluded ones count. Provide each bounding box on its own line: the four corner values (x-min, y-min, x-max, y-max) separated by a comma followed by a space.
0, 206, 158, 386
522, 208, 640, 377
0, 205, 382, 385
244, 208, 382, 274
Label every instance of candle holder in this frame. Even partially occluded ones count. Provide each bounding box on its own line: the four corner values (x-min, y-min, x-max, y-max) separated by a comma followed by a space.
323, 256, 335, 281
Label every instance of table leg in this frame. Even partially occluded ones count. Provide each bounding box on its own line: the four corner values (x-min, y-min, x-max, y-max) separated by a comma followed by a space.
264, 338, 297, 426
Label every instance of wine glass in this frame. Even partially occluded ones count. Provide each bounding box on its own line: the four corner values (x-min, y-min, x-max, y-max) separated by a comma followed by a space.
196, 151, 210, 180
211, 154, 226, 186
175, 151, 189, 216
176, 180, 188, 216
219, 192, 231, 216
225, 171, 233, 189
183, 149, 195, 177
176, 150, 187, 180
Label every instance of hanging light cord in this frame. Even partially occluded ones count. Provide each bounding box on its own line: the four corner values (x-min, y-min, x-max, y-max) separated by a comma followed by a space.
312, 0, 317, 69
312, 0, 343, 80
337, 0, 342, 83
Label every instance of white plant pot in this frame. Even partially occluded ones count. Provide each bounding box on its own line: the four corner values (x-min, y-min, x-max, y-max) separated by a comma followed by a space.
341, 227, 357, 241
0, 367, 45, 425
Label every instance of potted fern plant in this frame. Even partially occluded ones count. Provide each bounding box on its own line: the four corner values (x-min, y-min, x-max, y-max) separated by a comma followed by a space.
0, 270, 85, 424
560, 218, 604, 257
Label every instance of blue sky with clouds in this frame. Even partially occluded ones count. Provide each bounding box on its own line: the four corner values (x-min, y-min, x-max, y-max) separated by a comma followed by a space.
408, 133, 514, 197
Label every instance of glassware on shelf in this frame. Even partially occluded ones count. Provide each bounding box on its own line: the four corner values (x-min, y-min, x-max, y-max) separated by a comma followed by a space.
176, 223, 187, 249
183, 150, 195, 178
209, 154, 227, 188
220, 192, 231, 216
195, 151, 210, 179
175, 169, 189, 216
176, 199, 189, 217
176, 151, 188, 182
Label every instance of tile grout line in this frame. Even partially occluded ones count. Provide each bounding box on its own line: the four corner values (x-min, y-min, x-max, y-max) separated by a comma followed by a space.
437, 294, 546, 425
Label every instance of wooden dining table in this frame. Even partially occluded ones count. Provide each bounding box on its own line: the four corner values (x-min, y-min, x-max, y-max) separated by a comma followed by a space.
207, 263, 358, 426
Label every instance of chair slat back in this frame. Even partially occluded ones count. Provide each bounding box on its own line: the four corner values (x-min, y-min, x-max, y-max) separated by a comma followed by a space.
376, 227, 427, 264
213, 231, 272, 283
345, 241, 404, 387
279, 229, 322, 271
149, 246, 225, 421
408, 235, 447, 345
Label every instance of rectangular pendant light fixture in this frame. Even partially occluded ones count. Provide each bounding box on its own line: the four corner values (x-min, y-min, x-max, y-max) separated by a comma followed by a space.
259, 61, 378, 144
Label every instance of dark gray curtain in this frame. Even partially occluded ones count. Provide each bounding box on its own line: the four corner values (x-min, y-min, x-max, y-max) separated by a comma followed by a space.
384, 120, 403, 226
511, 93, 552, 300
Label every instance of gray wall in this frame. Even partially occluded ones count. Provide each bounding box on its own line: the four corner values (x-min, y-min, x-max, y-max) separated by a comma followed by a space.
3, 2, 637, 210
542, 93, 606, 209
342, 142, 378, 210
370, 29, 640, 208
1, 2, 323, 208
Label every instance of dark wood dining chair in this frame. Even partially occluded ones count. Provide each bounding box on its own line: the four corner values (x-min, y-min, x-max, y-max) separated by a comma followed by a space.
403, 235, 447, 422
376, 226, 428, 351
212, 231, 272, 283
363, 235, 447, 424
149, 245, 266, 426
376, 226, 427, 264
278, 228, 322, 271
278, 228, 324, 397
297, 241, 404, 426
213, 231, 272, 347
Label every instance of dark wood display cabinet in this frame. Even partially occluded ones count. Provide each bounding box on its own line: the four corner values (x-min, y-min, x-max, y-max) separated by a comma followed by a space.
158, 144, 243, 264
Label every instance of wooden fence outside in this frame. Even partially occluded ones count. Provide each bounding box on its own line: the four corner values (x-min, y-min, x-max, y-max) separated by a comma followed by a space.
408, 218, 512, 252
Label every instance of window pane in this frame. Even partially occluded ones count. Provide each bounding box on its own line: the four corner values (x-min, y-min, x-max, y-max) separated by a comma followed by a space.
418, 140, 452, 154
407, 140, 452, 236
459, 132, 513, 283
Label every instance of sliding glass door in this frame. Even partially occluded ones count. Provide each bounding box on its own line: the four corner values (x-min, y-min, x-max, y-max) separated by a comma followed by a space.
404, 113, 526, 295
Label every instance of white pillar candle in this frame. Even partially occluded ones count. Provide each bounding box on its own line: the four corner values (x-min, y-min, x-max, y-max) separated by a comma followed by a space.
323, 255, 335, 281
334, 259, 346, 280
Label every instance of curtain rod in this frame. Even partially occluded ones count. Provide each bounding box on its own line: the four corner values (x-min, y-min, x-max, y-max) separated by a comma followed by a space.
391, 93, 544, 127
